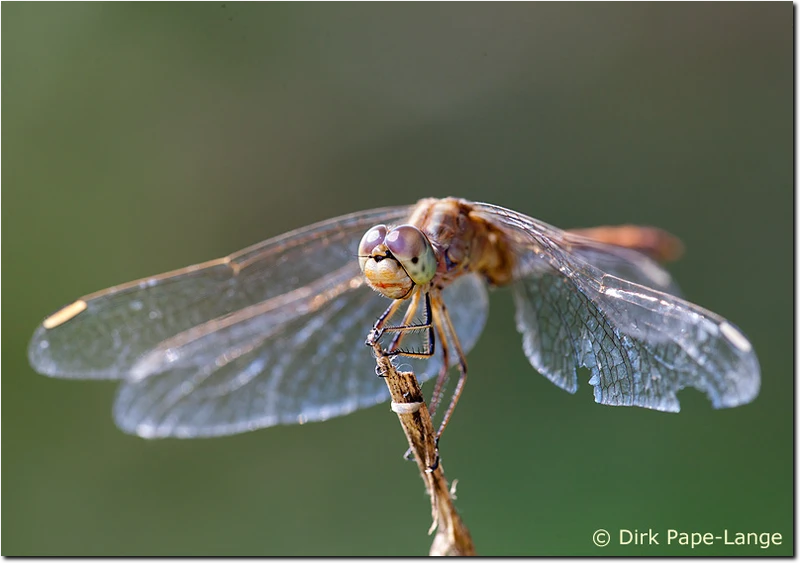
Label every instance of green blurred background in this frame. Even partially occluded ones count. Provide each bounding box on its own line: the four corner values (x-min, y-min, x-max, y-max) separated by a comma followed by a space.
3, 3, 791, 556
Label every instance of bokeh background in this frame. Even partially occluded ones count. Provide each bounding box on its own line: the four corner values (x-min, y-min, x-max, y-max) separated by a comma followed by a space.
3, 3, 791, 556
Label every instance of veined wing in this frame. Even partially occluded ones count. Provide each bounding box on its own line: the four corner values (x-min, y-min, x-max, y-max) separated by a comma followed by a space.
112, 272, 489, 438
29, 200, 491, 438
563, 234, 682, 295
472, 203, 760, 411
29, 206, 412, 379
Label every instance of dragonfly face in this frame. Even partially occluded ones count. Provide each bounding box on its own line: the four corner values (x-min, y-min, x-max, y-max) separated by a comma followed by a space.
28, 197, 761, 439
358, 224, 437, 299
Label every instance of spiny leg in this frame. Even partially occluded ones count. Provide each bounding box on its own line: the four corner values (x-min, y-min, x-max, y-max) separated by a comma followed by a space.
367, 290, 435, 363
384, 291, 435, 359
366, 298, 405, 347
367, 299, 406, 376
386, 290, 421, 352
426, 308, 451, 421
368, 293, 434, 357
370, 292, 435, 382
402, 294, 455, 470
409, 315, 449, 469
434, 299, 468, 440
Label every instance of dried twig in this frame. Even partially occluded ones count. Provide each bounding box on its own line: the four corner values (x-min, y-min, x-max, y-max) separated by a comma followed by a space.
371, 342, 475, 556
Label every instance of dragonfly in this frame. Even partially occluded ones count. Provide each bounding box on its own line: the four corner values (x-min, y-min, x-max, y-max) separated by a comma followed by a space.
28, 197, 760, 439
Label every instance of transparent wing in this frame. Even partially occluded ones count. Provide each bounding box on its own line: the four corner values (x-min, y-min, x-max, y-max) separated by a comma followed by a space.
565, 235, 682, 295
29, 205, 412, 379
112, 272, 489, 438
472, 203, 760, 411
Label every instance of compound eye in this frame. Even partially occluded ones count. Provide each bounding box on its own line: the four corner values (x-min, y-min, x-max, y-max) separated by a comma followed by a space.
358, 225, 387, 273
385, 225, 437, 285
359, 224, 387, 255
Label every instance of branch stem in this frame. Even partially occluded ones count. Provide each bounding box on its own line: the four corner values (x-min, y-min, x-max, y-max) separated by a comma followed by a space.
372, 342, 475, 556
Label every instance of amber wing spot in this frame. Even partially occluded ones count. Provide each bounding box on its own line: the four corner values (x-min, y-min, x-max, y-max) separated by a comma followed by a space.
42, 300, 88, 329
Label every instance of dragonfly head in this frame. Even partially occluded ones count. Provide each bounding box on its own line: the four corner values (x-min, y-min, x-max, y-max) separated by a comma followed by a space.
358, 224, 437, 299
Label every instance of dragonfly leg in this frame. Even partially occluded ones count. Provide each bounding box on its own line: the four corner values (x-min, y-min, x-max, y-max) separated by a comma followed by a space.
433, 299, 468, 441
426, 317, 451, 420
366, 299, 405, 346
373, 291, 436, 359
